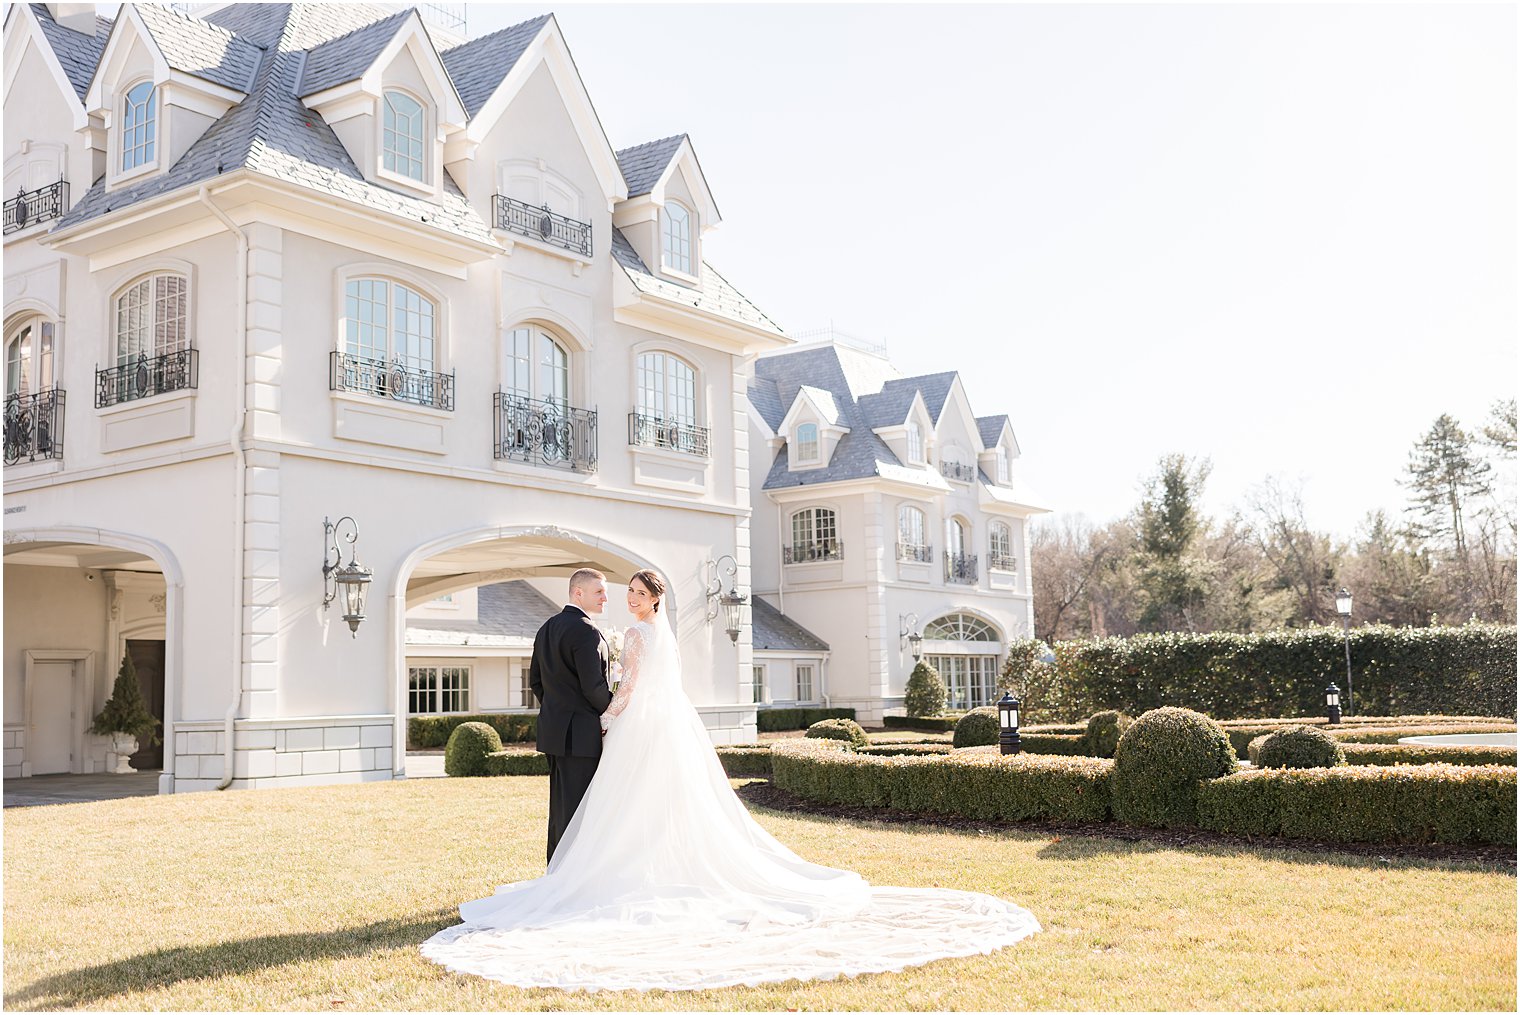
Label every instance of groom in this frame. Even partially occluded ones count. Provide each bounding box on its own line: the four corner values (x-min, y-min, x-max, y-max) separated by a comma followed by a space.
529, 567, 614, 864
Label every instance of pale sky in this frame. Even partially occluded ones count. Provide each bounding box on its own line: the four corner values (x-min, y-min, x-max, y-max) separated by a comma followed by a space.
469, 2, 1517, 538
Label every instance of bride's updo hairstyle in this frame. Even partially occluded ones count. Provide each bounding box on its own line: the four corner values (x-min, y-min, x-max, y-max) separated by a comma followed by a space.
630, 569, 666, 612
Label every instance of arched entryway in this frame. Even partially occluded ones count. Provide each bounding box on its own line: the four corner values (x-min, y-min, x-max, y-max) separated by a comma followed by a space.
921, 611, 1004, 710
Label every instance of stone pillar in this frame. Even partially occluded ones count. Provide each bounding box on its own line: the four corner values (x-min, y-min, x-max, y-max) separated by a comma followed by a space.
241, 223, 283, 718
862, 490, 890, 708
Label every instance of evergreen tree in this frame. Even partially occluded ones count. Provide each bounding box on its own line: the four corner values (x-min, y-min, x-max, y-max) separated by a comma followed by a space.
1134, 454, 1215, 631
903, 660, 947, 718
1403, 414, 1492, 562
88, 651, 161, 745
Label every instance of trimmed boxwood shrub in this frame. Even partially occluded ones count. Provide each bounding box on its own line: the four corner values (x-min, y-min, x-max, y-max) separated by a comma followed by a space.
756, 707, 856, 732
1196, 764, 1517, 845
483, 749, 549, 775
1079, 710, 1132, 759
903, 660, 948, 718
1339, 743, 1518, 767
1017, 733, 1091, 756
771, 738, 1113, 823
806, 718, 869, 749
952, 707, 1001, 748
1111, 707, 1237, 828
1328, 723, 1517, 744
884, 714, 964, 733
714, 747, 773, 777
858, 744, 954, 757
1255, 726, 1346, 769
410, 713, 536, 750
445, 722, 503, 777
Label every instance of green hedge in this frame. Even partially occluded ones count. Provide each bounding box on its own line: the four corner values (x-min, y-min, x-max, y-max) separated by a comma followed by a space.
714, 747, 773, 777
858, 744, 954, 757
1016, 733, 1091, 756
485, 750, 550, 775
883, 714, 964, 733
1328, 724, 1517, 744
1039, 625, 1516, 723
1196, 764, 1516, 844
410, 713, 536, 749
756, 707, 856, 732
1339, 743, 1518, 767
771, 738, 1112, 822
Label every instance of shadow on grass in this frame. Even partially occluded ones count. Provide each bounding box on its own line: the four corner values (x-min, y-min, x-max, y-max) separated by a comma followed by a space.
5, 909, 457, 1010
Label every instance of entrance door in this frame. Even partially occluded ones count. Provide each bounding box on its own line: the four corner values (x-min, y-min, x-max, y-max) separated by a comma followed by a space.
126, 640, 165, 770
30, 660, 75, 774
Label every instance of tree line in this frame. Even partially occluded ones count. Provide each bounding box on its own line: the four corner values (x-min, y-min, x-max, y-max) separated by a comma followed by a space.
1031, 400, 1516, 640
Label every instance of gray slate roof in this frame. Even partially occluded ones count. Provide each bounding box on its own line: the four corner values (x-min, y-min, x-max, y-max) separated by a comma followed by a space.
405, 580, 560, 646
977, 414, 1010, 447
297, 8, 412, 97
616, 134, 685, 196
441, 14, 551, 118
611, 228, 783, 334
751, 597, 830, 653
133, 1, 264, 93
29, 5, 113, 101
55, 3, 493, 244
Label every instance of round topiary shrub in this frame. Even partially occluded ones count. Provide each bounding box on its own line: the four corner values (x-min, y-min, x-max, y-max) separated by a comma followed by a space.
805, 718, 869, 749
952, 707, 1001, 748
445, 721, 504, 777
1246, 733, 1272, 766
1254, 725, 1346, 770
903, 660, 947, 718
1081, 710, 1133, 758
1111, 707, 1237, 828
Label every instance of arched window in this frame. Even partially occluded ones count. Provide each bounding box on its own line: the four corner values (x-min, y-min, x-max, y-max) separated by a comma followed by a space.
906, 420, 924, 464
946, 517, 967, 556
989, 521, 1015, 571
636, 351, 697, 425
5, 318, 54, 398
788, 507, 840, 563
500, 325, 579, 466
922, 612, 1001, 709
504, 326, 568, 407
5, 315, 61, 463
795, 422, 820, 464
116, 273, 188, 365
339, 277, 444, 407
122, 82, 156, 171
944, 516, 977, 583
897, 505, 929, 561
383, 90, 425, 181
661, 202, 692, 274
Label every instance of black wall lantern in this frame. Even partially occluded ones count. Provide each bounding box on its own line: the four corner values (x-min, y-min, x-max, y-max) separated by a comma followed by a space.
705, 553, 748, 644
322, 515, 373, 637
998, 692, 1021, 756
1325, 682, 1342, 725
899, 613, 923, 661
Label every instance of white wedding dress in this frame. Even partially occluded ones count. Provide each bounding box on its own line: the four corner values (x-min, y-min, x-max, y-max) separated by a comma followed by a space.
419, 612, 1040, 991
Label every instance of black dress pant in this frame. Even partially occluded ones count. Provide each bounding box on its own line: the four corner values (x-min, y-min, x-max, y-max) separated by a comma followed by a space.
545, 752, 600, 863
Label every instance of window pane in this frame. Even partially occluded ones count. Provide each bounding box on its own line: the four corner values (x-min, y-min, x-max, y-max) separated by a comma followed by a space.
122, 82, 156, 171
636, 352, 664, 416
383, 91, 425, 181
662, 204, 692, 274
539, 332, 568, 407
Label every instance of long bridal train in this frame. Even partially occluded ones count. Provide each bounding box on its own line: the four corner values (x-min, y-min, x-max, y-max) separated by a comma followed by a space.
420, 613, 1041, 991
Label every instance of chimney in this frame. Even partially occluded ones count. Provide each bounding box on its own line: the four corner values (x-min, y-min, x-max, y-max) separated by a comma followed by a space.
46, 4, 98, 36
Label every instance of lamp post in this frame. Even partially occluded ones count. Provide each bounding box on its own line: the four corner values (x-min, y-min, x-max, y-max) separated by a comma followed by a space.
898, 613, 923, 661
1335, 586, 1353, 715
997, 692, 1021, 756
322, 516, 373, 637
705, 554, 749, 644
1325, 682, 1341, 725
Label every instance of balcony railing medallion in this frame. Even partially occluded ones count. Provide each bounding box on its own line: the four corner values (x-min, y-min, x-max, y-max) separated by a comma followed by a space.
495, 392, 598, 473
4, 180, 68, 235
329, 351, 455, 410
627, 412, 711, 457
940, 461, 977, 483
95, 350, 199, 408
492, 195, 593, 258
3, 388, 65, 465
944, 551, 979, 584
784, 540, 844, 564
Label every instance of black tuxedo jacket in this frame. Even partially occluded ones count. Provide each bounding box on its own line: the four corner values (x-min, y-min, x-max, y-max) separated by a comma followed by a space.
530, 605, 613, 758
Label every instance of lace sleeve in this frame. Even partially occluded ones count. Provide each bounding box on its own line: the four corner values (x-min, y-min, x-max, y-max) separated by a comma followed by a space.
600, 625, 644, 730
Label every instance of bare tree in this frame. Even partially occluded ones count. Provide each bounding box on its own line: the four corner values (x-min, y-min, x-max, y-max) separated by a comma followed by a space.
1246, 476, 1340, 625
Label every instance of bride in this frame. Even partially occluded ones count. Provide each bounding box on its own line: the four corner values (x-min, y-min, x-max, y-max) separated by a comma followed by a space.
420, 569, 1040, 991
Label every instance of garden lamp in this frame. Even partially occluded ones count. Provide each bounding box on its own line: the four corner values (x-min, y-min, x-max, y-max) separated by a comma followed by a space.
1336, 586, 1354, 714
998, 692, 1021, 756
1325, 682, 1341, 725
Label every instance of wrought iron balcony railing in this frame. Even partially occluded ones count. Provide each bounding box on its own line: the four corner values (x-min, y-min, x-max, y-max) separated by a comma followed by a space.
988, 552, 1018, 572
940, 461, 977, 483
495, 392, 598, 472
4, 180, 68, 235
96, 350, 199, 407
329, 351, 455, 410
784, 540, 843, 564
897, 541, 933, 563
627, 412, 711, 457
4, 388, 65, 465
492, 195, 593, 258
945, 551, 979, 584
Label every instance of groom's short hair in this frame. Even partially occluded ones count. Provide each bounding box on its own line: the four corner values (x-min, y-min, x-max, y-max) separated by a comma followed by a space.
568, 568, 606, 596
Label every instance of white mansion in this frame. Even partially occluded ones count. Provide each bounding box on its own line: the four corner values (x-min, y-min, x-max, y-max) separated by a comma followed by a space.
3, 3, 1045, 792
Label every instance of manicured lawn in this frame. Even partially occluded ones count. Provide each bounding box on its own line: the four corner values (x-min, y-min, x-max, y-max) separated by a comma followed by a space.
4, 776, 1514, 1011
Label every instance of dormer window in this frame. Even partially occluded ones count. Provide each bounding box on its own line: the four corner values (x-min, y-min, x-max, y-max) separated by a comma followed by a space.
661, 202, 693, 274
996, 445, 1010, 484
382, 90, 426, 181
121, 82, 157, 171
906, 421, 925, 464
796, 422, 820, 464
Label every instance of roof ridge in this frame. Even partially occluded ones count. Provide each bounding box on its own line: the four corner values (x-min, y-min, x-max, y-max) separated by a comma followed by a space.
615, 133, 687, 156
442, 12, 551, 54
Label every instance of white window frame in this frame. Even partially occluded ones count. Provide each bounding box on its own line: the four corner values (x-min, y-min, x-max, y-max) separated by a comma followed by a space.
113, 272, 190, 367
906, 420, 925, 464
927, 654, 998, 710
407, 664, 472, 715
504, 325, 571, 407
790, 506, 839, 560
661, 201, 694, 276
794, 663, 816, 703
996, 444, 1010, 484
380, 89, 428, 184
752, 664, 767, 704
5, 316, 55, 398
636, 350, 699, 426
946, 516, 969, 557
342, 275, 439, 376
517, 662, 538, 709
898, 504, 927, 556
990, 521, 1015, 570
119, 80, 157, 177
795, 422, 821, 464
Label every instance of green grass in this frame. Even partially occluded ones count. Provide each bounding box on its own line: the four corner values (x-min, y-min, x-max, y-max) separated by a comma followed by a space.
4, 777, 1514, 1011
